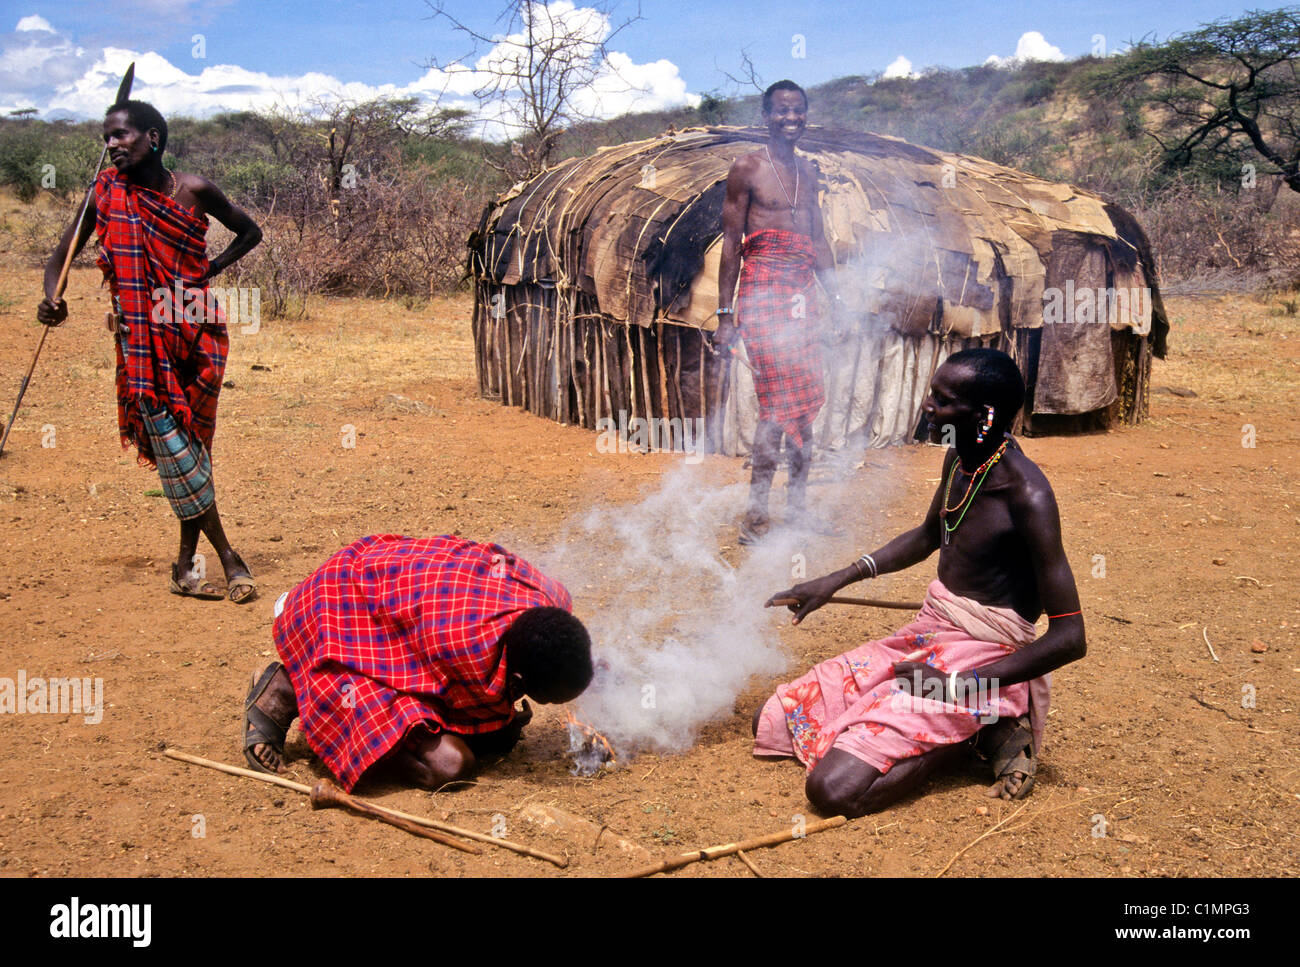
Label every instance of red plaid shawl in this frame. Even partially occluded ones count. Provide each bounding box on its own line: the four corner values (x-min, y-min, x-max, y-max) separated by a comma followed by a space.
272, 535, 574, 791
94, 169, 227, 466
737, 228, 826, 445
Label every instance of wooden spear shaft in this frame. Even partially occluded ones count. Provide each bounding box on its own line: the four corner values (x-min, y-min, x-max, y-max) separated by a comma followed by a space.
769, 595, 923, 612
1, 63, 134, 460
163, 749, 569, 867
619, 815, 848, 878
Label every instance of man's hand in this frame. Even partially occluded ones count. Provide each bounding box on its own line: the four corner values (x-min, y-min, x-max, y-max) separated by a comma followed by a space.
891, 661, 947, 699
765, 573, 841, 625
36, 297, 68, 327
709, 318, 738, 355
513, 698, 533, 731
892, 662, 981, 705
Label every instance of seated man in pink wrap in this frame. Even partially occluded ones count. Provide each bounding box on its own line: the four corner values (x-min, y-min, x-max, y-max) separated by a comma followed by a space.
757, 348, 1086, 817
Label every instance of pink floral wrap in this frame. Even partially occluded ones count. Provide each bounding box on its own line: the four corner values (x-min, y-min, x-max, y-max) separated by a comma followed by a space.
755, 580, 1051, 773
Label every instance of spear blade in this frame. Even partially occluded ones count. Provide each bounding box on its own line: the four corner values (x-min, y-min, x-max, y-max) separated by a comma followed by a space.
113, 62, 135, 106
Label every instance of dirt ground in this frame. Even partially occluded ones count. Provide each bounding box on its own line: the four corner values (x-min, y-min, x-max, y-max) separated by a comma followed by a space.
1, 257, 1297, 878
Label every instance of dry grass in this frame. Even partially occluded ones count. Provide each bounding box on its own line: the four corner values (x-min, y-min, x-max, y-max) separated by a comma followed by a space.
1155, 292, 1300, 415
231, 291, 477, 398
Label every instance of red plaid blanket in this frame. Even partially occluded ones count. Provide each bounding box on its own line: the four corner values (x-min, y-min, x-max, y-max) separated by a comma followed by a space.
94, 169, 227, 466
737, 228, 826, 444
272, 535, 574, 791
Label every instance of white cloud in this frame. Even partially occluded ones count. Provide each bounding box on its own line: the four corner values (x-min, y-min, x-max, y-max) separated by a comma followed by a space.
1, 16, 90, 108
15, 15, 55, 33
0, 5, 698, 137
985, 31, 1066, 69
881, 55, 915, 80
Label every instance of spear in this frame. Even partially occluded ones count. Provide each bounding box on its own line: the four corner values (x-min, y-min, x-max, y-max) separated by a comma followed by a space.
0, 62, 134, 459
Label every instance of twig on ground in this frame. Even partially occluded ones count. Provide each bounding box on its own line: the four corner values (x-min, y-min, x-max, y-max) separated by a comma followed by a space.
934, 800, 1031, 877
1202, 627, 1219, 662
1188, 692, 1272, 733
735, 849, 764, 877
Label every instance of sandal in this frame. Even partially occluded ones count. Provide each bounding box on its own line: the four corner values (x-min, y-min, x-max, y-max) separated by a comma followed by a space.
243, 663, 287, 773
977, 713, 1038, 800
738, 512, 771, 546
169, 562, 224, 600
226, 551, 257, 605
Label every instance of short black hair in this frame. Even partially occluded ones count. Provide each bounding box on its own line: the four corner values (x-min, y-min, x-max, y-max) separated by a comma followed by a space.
502, 607, 593, 703
945, 347, 1026, 428
762, 79, 808, 114
106, 99, 168, 153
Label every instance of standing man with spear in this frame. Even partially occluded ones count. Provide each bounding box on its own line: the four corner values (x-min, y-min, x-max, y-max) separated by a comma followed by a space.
31, 83, 263, 603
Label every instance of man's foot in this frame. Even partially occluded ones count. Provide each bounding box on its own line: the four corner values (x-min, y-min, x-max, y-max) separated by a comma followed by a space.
223, 550, 257, 605
243, 662, 295, 773
738, 511, 771, 546
168, 562, 224, 600
976, 714, 1037, 801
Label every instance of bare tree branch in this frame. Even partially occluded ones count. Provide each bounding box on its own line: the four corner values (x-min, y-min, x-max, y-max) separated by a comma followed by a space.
425, 0, 646, 179
1087, 7, 1300, 193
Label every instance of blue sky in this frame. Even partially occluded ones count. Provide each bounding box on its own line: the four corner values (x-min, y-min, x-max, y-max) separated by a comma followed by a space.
0, 0, 1276, 124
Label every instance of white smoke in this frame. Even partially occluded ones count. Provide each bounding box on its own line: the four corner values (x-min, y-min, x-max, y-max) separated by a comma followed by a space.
544, 449, 876, 760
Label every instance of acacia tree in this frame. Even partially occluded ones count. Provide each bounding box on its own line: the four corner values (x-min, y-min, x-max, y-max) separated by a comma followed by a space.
426, 0, 644, 180
1092, 7, 1300, 194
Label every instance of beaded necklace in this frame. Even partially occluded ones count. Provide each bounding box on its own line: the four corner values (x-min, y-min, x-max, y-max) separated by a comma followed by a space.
941, 439, 1008, 545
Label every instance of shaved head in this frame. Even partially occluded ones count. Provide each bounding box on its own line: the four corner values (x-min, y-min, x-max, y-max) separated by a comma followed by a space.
944, 348, 1025, 430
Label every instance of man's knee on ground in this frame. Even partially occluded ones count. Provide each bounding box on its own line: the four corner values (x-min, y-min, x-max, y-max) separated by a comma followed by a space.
805, 753, 883, 818
806, 769, 858, 816
406, 733, 476, 789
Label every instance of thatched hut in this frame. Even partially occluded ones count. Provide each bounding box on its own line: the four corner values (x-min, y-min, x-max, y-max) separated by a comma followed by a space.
468, 125, 1168, 454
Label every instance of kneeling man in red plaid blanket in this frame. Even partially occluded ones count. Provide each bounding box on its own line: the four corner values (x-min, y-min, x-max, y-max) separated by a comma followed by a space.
243, 535, 592, 790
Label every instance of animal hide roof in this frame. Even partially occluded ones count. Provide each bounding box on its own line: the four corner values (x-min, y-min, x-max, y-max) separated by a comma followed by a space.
469, 125, 1167, 356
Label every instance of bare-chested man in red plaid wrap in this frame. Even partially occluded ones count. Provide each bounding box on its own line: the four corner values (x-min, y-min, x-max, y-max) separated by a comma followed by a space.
242, 535, 594, 790
38, 100, 262, 603
714, 80, 847, 545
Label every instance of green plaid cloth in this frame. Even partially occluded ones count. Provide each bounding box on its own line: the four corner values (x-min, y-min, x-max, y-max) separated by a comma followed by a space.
139, 401, 215, 520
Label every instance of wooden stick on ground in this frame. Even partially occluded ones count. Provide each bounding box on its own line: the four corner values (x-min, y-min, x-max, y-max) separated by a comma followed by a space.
164, 749, 569, 867
309, 778, 480, 853
769, 595, 923, 612
619, 815, 848, 878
